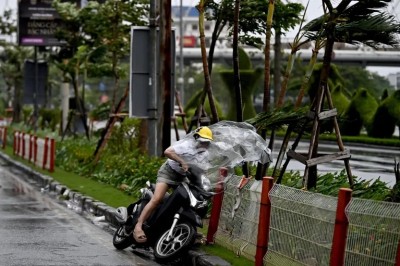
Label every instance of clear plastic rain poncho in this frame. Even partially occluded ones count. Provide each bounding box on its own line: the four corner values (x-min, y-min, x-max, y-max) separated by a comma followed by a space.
171, 121, 272, 190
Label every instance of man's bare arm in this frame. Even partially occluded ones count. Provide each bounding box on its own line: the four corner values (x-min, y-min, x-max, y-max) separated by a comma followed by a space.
164, 146, 189, 172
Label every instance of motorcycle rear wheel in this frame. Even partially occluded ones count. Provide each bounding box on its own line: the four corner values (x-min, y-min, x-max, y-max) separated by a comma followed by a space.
113, 225, 134, 250
153, 222, 196, 263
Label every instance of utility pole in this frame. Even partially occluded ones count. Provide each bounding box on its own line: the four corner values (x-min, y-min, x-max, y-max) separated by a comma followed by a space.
148, 0, 158, 156
160, 0, 172, 154
179, 0, 184, 105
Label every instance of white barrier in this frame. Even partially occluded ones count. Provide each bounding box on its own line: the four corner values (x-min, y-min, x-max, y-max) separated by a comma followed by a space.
23, 134, 30, 161
13, 131, 55, 173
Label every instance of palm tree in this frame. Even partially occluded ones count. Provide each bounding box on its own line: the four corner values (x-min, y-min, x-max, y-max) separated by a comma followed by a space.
195, 0, 219, 124
301, 0, 400, 188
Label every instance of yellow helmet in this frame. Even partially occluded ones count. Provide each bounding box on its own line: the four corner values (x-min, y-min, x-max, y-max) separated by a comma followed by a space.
194, 126, 213, 141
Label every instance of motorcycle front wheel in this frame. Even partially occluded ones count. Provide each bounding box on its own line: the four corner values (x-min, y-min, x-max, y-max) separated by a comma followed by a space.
113, 225, 134, 250
153, 222, 196, 263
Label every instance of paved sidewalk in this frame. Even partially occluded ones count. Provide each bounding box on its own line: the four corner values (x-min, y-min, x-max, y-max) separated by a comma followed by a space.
0, 151, 231, 266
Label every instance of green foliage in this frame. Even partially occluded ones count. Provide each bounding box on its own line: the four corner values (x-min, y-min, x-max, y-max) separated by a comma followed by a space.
369, 90, 400, 138
281, 169, 391, 201
93, 152, 164, 197
39, 108, 61, 132
55, 117, 163, 197
56, 135, 164, 198
307, 63, 344, 102
219, 68, 263, 120
106, 117, 141, 155
206, 0, 303, 48
56, 137, 96, 173
331, 84, 350, 115
0, 98, 6, 116
303, 0, 400, 49
386, 161, 400, 202
369, 105, 396, 138
337, 65, 394, 99
247, 106, 309, 131
381, 89, 389, 101
238, 47, 252, 70
341, 88, 378, 136
184, 89, 225, 122
89, 102, 111, 121
22, 106, 33, 124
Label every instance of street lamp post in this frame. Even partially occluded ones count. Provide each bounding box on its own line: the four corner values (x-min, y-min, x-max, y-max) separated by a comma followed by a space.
179, 0, 184, 106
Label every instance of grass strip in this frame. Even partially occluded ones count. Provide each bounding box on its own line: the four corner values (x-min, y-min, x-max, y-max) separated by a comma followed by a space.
2, 146, 135, 207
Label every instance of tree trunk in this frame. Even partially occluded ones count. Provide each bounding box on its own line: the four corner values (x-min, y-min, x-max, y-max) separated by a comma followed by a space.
196, 1, 219, 124
12, 80, 22, 123
307, 0, 341, 188
233, 0, 242, 122
232, 0, 248, 177
262, 0, 275, 114
273, 30, 282, 108
191, 7, 226, 131
294, 44, 321, 108
256, 0, 275, 180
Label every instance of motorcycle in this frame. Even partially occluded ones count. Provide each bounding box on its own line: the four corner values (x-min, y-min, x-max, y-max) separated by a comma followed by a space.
112, 121, 272, 263
112, 172, 214, 264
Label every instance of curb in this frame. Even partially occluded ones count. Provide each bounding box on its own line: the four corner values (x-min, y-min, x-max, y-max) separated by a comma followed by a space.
0, 151, 231, 266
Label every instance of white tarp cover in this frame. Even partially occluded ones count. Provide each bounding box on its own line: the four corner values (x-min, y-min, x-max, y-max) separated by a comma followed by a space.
171, 120, 272, 187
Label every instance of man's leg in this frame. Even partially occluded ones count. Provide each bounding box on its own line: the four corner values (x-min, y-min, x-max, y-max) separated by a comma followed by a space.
133, 182, 169, 242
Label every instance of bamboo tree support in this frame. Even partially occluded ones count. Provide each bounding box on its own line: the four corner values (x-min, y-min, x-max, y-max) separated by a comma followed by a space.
276, 127, 304, 184
172, 91, 188, 141
93, 84, 129, 164
272, 124, 293, 180
283, 84, 353, 188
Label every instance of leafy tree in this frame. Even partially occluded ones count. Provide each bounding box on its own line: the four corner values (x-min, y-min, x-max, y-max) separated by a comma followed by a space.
0, 9, 33, 123
301, 0, 400, 188
306, 62, 344, 102
369, 90, 400, 138
195, 0, 219, 124
336, 65, 394, 99
52, 0, 148, 114
341, 88, 378, 136
204, 0, 303, 113
219, 48, 263, 120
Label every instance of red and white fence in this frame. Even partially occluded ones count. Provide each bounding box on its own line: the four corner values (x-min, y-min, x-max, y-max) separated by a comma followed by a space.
13, 131, 55, 173
207, 172, 400, 266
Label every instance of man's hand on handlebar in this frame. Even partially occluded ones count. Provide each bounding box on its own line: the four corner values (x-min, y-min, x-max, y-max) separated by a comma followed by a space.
180, 161, 189, 172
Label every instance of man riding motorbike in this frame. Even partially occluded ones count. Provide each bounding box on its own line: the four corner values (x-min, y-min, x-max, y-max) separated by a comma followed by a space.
133, 126, 214, 243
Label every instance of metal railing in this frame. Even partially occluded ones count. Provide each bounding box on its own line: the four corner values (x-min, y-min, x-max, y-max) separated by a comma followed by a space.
210, 175, 400, 265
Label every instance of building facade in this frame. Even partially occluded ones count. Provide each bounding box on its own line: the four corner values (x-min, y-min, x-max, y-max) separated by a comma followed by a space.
388, 73, 400, 90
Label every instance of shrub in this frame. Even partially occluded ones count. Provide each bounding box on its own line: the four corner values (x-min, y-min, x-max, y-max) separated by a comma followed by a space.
184, 89, 225, 124
39, 108, 61, 132
369, 90, 400, 138
341, 88, 378, 136
281, 169, 391, 201
56, 132, 165, 197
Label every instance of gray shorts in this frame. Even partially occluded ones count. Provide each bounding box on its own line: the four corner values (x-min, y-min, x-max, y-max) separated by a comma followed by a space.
157, 161, 188, 186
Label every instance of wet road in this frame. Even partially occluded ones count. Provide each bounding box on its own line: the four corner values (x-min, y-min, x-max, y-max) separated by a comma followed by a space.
272, 140, 400, 187
0, 166, 159, 266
